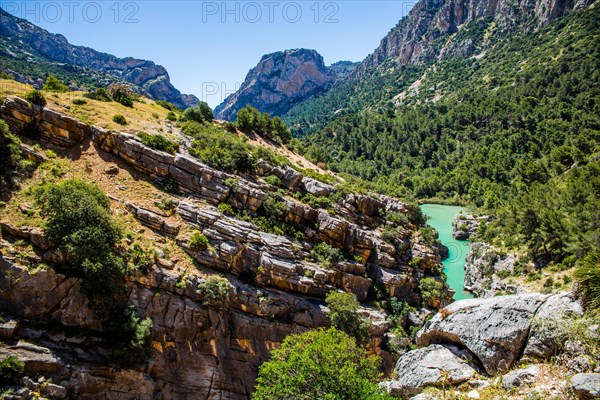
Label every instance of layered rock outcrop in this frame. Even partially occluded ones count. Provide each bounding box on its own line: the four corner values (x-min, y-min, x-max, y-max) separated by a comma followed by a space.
215, 49, 339, 120
0, 8, 198, 109
0, 94, 452, 398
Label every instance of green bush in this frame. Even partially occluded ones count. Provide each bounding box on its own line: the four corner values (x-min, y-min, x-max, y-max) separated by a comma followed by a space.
110, 305, 152, 367
0, 120, 22, 192
419, 277, 446, 308
34, 180, 123, 298
418, 226, 438, 246
183, 121, 255, 173
166, 111, 177, 121
183, 102, 213, 123
575, 252, 600, 310
311, 242, 342, 269
236, 106, 291, 144
43, 75, 69, 92
217, 203, 235, 216
0, 71, 13, 80
189, 230, 209, 250
0, 355, 25, 386
108, 84, 134, 107
113, 114, 127, 125
253, 328, 392, 400
24, 89, 46, 107
197, 275, 230, 302
263, 175, 283, 187
156, 100, 179, 111
84, 87, 112, 102
137, 132, 179, 154
72, 98, 87, 105
325, 291, 371, 344
260, 192, 288, 219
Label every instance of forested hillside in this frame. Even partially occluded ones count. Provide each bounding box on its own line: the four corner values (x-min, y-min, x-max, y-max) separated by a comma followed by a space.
298, 6, 599, 268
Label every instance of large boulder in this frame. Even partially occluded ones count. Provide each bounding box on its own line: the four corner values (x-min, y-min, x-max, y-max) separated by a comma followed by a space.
382, 344, 478, 398
571, 373, 600, 400
523, 292, 584, 359
416, 294, 549, 374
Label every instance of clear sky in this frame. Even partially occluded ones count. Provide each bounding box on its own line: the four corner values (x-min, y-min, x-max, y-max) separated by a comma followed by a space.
3, 1, 415, 107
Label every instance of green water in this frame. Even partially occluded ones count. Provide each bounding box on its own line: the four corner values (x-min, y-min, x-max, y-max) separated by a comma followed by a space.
420, 204, 473, 300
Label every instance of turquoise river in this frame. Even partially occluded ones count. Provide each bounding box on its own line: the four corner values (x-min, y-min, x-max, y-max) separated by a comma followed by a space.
420, 204, 473, 300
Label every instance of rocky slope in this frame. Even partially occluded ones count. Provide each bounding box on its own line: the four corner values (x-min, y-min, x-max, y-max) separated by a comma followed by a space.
358, 0, 595, 74
0, 8, 198, 109
383, 292, 599, 399
215, 49, 346, 121
0, 93, 451, 398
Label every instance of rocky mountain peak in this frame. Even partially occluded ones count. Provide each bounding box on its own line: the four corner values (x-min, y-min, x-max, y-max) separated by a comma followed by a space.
215, 48, 347, 120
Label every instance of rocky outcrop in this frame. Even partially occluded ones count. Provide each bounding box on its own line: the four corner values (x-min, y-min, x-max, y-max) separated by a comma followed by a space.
463, 242, 518, 297
384, 292, 585, 397
0, 8, 198, 109
215, 49, 338, 120
382, 344, 478, 398
452, 214, 484, 240
571, 373, 600, 400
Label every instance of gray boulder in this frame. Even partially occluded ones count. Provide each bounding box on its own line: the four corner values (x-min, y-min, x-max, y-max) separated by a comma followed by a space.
383, 344, 478, 398
502, 365, 541, 389
524, 292, 584, 359
416, 293, 548, 374
571, 373, 600, 400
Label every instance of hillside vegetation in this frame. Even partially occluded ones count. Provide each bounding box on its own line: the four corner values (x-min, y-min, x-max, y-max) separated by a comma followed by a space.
297, 7, 600, 269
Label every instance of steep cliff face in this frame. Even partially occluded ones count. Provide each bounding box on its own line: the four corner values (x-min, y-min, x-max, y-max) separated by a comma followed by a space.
0, 93, 451, 398
215, 49, 340, 121
359, 0, 595, 72
0, 8, 198, 109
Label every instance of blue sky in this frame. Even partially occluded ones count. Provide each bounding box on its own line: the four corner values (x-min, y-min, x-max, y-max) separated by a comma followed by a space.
3, 1, 415, 107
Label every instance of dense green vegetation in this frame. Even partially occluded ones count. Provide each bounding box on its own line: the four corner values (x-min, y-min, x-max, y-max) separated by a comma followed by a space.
108, 84, 135, 107
252, 328, 393, 400
34, 179, 152, 365
137, 132, 179, 154
0, 355, 24, 386
183, 102, 214, 123
325, 291, 370, 344
299, 8, 600, 269
237, 106, 292, 144
24, 89, 46, 106
43, 75, 69, 92
0, 120, 23, 195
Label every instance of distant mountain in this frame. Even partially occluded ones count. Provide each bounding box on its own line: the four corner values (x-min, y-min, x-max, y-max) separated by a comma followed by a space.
0, 7, 198, 109
283, 0, 595, 135
214, 49, 356, 121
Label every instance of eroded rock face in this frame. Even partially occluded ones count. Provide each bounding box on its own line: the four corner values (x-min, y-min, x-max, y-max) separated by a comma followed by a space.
358, 0, 594, 73
0, 9, 198, 109
463, 242, 518, 298
416, 293, 549, 374
383, 344, 478, 398
215, 49, 338, 120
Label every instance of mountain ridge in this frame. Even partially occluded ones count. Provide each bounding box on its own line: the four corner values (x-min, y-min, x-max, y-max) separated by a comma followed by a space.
0, 7, 199, 109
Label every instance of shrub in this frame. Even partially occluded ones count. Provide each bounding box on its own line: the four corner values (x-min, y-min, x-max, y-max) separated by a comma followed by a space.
575, 252, 600, 309
43, 75, 69, 92
183, 102, 213, 123
253, 328, 392, 400
0, 355, 25, 386
260, 192, 287, 219
156, 196, 177, 214
108, 83, 134, 107
189, 230, 208, 250
236, 106, 291, 144
166, 111, 177, 121
184, 121, 255, 173
217, 202, 235, 216
155, 100, 179, 111
418, 226, 438, 246
34, 180, 123, 298
25, 89, 46, 106
311, 242, 342, 269
84, 87, 112, 102
263, 175, 283, 187
325, 291, 371, 344
0, 71, 13, 80
0, 120, 22, 191
110, 305, 152, 367
381, 226, 400, 243
419, 277, 446, 308
197, 275, 230, 302
137, 132, 179, 154
113, 114, 127, 125
72, 98, 87, 105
